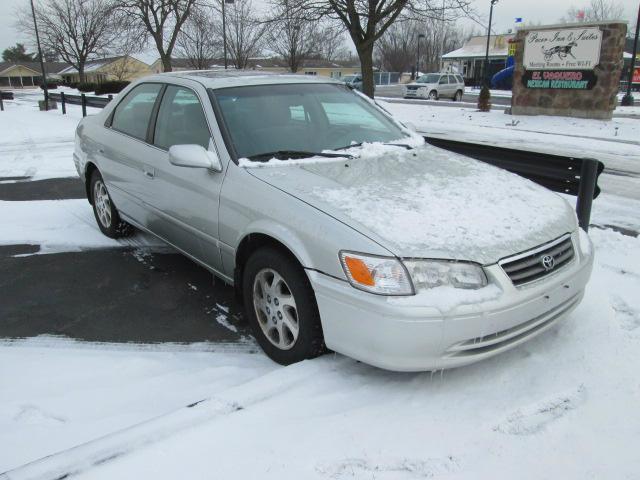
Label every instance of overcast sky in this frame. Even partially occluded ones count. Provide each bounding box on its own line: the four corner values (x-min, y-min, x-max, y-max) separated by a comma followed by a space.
1, 0, 637, 60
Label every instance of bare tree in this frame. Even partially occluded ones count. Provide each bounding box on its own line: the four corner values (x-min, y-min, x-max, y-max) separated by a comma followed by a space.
16, 0, 119, 83
175, 6, 220, 69
266, 0, 320, 72
316, 23, 350, 62
562, 0, 625, 22
300, 0, 473, 97
118, 0, 197, 73
220, 0, 266, 69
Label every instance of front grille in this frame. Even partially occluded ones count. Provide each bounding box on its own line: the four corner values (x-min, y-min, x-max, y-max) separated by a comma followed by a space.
500, 234, 574, 286
406, 86, 418, 91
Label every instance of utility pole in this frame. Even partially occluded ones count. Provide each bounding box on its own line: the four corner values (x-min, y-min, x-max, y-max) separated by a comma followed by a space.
483, 0, 498, 87
222, 0, 227, 69
416, 34, 425, 77
621, 3, 639, 107
222, 0, 235, 69
30, 0, 49, 110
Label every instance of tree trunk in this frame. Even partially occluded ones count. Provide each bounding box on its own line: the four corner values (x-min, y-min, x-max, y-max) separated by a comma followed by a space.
78, 65, 85, 84
162, 54, 172, 73
356, 43, 375, 98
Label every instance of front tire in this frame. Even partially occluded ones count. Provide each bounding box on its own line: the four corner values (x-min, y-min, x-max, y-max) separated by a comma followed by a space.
90, 170, 133, 238
428, 90, 438, 100
242, 247, 325, 365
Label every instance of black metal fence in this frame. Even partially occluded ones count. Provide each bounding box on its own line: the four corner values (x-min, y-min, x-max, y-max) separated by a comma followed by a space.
48, 92, 113, 117
425, 137, 604, 231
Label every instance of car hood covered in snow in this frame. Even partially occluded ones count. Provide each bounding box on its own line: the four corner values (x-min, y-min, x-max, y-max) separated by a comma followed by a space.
244, 144, 577, 265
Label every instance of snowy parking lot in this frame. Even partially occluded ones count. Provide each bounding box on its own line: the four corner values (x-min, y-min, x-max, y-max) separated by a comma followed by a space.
1, 91, 639, 479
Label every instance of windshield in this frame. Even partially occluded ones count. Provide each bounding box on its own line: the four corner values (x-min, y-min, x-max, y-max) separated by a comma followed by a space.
211, 83, 408, 160
417, 74, 440, 84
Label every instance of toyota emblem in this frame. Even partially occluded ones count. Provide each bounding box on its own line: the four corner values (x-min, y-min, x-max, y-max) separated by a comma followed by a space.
541, 255, 555, 271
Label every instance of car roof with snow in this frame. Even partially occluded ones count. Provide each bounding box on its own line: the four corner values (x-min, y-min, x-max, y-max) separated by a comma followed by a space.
152, 70, 343, 89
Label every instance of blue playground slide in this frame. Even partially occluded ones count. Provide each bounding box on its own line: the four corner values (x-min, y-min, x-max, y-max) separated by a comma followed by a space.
491, 65, 514, 90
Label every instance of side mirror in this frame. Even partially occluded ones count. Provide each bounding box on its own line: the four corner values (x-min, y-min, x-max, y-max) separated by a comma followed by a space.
168, 144, 222, 172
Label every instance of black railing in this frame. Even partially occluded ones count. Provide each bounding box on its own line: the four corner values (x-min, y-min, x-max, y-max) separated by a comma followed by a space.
48, 92, 113, 117
425, 137, 604, 231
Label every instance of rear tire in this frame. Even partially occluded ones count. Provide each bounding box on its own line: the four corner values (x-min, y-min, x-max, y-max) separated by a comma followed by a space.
242, 247, 325, 365
453, 90, 463, 101
90, 170, 133, 239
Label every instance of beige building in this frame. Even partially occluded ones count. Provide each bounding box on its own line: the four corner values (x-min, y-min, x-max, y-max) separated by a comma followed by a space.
59, 56, 152, 84
0, 62, 68, 88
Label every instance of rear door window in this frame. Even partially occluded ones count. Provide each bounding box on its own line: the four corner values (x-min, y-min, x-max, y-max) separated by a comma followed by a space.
111, 83, 163, 141
153, 86, 211, 150
448, 75, 457, 84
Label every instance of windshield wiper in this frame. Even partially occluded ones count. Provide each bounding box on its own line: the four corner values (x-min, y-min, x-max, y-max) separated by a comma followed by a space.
334, 142, 414, 151
246, 150, 354, 162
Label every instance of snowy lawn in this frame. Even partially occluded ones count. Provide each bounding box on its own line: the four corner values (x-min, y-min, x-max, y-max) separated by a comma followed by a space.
383, 101, 640, 176
0, 94, 100, 180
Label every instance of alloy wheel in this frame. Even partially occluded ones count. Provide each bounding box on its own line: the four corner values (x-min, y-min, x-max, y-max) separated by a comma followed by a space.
252, 268, 299, 350
93, 180, 112, 229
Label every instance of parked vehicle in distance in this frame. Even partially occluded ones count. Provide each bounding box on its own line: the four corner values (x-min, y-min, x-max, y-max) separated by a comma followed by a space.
342, 74, 363, 91
404, 73, 465, 101
74, 72, 593, 372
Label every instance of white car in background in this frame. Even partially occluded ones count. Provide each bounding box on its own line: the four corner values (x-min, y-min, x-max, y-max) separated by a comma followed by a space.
404, 73, 465, 101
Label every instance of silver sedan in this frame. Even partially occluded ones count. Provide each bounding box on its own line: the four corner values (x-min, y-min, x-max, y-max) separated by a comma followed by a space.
74, 72, 593, 371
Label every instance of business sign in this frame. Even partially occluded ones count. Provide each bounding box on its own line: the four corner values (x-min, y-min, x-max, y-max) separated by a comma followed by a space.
633, 68, 640, 84
524, 27, 602, 70
523, 70, 597, 89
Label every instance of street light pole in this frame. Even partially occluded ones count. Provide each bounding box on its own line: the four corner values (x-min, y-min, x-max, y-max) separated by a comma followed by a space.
30, 0, 49, 110
621, 3, 639, 106
416, 33, 425, 77
222, 0, 228, 69
482, 0, 498, 87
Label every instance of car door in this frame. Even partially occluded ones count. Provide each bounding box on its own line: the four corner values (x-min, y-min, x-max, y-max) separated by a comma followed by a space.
440, 75, 453, 97
448, 75, 459, 98
97, 83, 164, 227
144, 83, 227, 273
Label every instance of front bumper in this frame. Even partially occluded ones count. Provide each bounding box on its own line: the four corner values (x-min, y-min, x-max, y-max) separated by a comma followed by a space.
308, 232, 594, 372
404, 87, 427, 98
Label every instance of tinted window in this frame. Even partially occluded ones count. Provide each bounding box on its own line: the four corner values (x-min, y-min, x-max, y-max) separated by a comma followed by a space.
153, 86, 210, 150
111, 83, 162, 141
448, 75, 457, 84
439, 76, 449, 84
456, 75, 464, 84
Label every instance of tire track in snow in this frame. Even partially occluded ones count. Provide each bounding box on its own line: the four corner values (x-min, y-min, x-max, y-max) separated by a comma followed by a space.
0, 359, 338, 480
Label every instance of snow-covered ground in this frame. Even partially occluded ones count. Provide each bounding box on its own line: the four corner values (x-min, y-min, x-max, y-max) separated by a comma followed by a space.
1, 90, 639, 479
383, 101, 640, 200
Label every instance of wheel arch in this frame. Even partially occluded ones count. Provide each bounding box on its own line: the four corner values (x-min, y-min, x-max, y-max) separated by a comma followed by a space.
233, 230, 310, 304
84, 161, 98, 204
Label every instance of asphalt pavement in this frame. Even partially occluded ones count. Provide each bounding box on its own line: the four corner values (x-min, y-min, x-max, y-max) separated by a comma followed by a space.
0, 176, 251, 345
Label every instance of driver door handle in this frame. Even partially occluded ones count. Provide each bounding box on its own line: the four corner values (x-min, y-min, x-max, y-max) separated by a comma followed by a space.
143, 167, 155, 179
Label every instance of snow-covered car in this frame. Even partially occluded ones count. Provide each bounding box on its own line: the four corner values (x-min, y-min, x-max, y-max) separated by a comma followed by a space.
74, 72, 593, 371
404, 73, 465, 101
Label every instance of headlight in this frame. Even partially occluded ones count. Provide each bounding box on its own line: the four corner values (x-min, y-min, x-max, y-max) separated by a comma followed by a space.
403, 260, 487, 290
339, 251, 413, 295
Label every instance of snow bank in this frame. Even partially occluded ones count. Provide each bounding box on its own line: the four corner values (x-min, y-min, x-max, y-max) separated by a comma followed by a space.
0, 199, 163, 253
